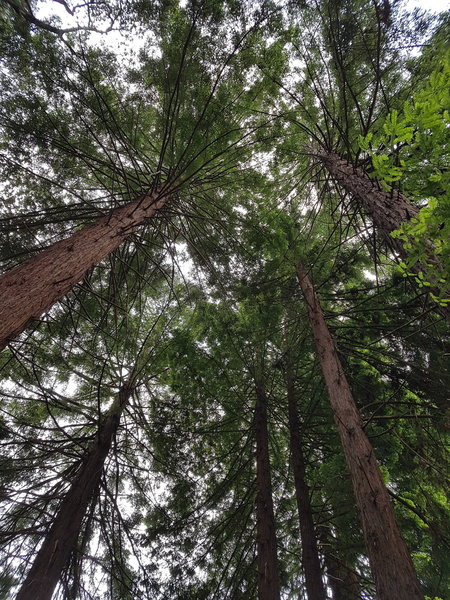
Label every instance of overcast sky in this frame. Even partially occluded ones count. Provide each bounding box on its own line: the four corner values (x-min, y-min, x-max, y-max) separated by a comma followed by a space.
36, 0, 449, 23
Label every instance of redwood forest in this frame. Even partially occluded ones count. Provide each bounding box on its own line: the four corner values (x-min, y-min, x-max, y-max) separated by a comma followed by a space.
0, 1, 449, 599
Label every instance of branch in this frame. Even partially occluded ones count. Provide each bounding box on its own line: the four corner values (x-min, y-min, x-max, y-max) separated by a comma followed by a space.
4, 0, 118, 35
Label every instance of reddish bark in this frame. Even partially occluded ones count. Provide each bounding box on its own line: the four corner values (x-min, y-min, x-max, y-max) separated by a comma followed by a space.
0, 189, 171, 351
319, 151, 417, 255
296, 263, 423, 600
254, 380, 281, 600
16, 383, 133, 600
285, 359, 326, 600
320, 150, 449, 317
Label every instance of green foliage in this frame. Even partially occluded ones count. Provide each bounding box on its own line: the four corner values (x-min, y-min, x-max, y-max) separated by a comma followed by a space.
360, 47, 450, 303
0, 2, 448, 599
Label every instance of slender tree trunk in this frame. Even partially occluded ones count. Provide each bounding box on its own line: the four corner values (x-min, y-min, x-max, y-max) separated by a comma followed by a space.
285, 357, 326, 600
325, 557, 359, 600
0, 189, 171, 351
16, 383, 133, 600
254, 380, 281, 600
296, 263, 423, 600
318, 528, 360, 600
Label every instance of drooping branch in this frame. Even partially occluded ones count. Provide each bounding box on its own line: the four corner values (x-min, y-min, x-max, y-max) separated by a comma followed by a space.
3, 0, 119, 35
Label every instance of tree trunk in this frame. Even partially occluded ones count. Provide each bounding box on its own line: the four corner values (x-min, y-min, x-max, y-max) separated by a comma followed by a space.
319, 150, 417, 254
319, 150, 449, 316
285, 358, 326, 600
296, 262, 423, 600
318, 527, 360, 600
0, 189, 171, 351
16, 383, 133, 600
254, 380, 281, 600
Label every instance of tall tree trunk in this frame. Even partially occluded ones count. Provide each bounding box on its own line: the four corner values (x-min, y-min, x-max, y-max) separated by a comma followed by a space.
318, 527, 360, 600
319, 151, 417, 253
285, 356, 326, 600
296, 262, 423, 600
0, 189, 171, 351
254, 380, 281, 600
16, 382, 133, 600
319, 150, 449, 316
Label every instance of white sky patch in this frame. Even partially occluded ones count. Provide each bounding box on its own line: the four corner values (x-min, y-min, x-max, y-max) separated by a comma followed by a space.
174, 241, 195, 279
405, 0, 449, 11
34, 0, 152, 63
363, 269, 377, 281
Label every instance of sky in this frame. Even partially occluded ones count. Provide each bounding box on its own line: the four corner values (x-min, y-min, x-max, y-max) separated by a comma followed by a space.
406, 0, 449, 10
36, 0, 450, 26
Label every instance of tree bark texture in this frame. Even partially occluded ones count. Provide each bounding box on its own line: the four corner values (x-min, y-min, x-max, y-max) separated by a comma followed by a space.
320, 151, 449, 317
319, 151, 417, 255
285, 359, 326, 600
254, 380, 281, 600
16, 383, 133, 600
0, 189, 170, 351
296, 263, 423, 600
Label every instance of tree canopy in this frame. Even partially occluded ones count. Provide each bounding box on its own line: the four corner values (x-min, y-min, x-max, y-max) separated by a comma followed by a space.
0, 1, 449, 599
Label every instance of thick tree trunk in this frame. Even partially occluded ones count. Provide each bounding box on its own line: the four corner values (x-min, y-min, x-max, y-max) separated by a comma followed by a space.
0, 189, 170, 351
254, 380, 280, 600
16, 383, 133, 600
296, 263, 423, 600
319, 151, 417, 254
285, 359, 326, 600
319, 150, 449, 316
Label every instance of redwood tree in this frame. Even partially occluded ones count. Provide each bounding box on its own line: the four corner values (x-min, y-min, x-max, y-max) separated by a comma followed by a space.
0, 190, 171, 352
285, 346, 326, 600
254, 379, 281, 600
318, 527, 360, 600
296, 262, 423, 600
0, 1, 447, 598
0, 1, 274, 350
16, 381, 134, 600
317, 150, 449, 313
317, 150, 418, 251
